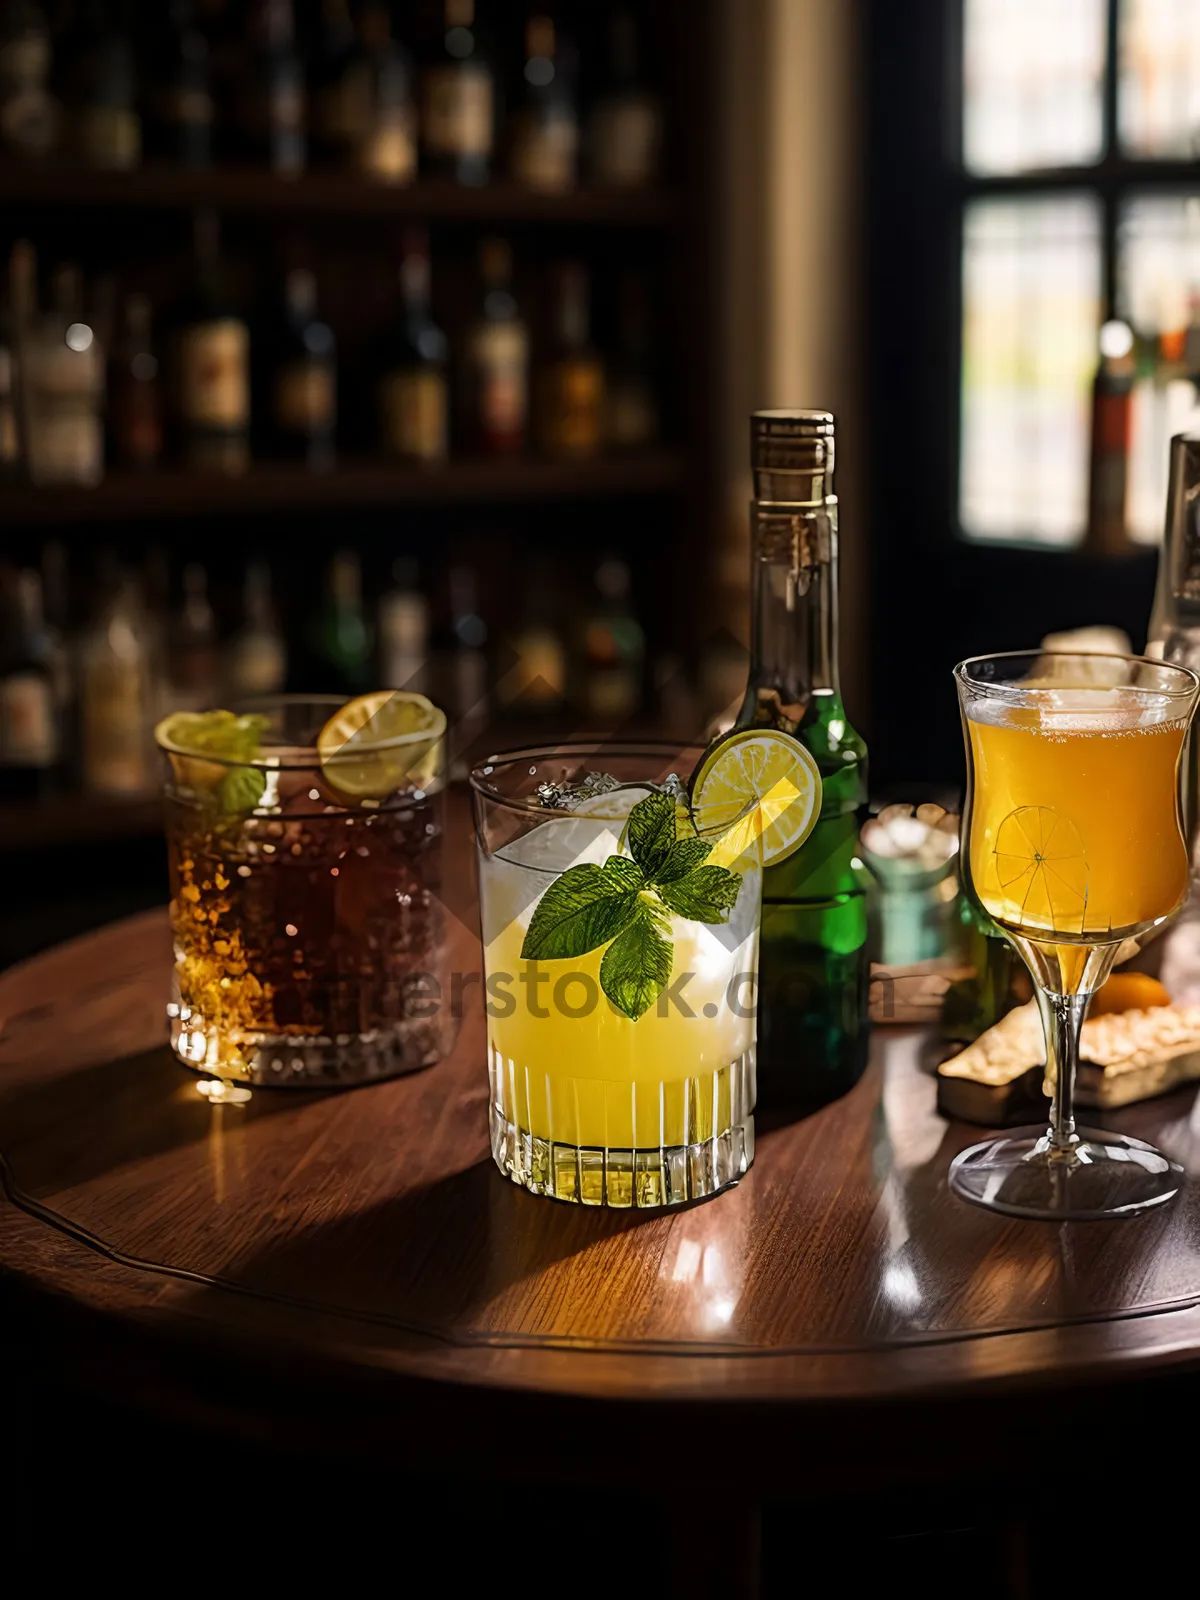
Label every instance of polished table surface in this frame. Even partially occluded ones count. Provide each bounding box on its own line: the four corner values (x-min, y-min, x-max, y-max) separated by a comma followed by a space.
5, 904, 1200, 1490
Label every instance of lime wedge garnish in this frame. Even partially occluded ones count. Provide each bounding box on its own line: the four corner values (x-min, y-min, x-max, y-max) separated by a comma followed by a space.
156, 710, 269, 763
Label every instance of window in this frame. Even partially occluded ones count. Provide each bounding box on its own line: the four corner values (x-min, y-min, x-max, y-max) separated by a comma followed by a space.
958, 0, 1200, 548
960, 194, 1101, 544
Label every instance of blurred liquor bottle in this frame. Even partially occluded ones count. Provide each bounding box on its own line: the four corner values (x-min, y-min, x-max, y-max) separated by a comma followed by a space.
264, 265, 336, 468
6, 237, 34, 470
196, 0, 244, 156
237, 0, 304, 174
78, 569, 154, 797
108, 291, 162, 470
313, 548, 371, 694
309, 0, 369, 166
0, 563, 60, 799
225, 558, 287, 698
141, 543, 172, 718
587, 6, 661, 187
356, 0, 415, 182
1186, 286, 1200, 385
378, 555, 430, 692
169, 210, 250, 472
144, 0, 213, 168
0, 272, 19, 479
169, 560, 219, 712
441, 561, 488, 768
605, 270, 658, 450
1152, 434, 1200, 668
534, 260, 602, 459
1151, 436, 1200, 856
1128, 316, 1200, 546
0, 0, 58, 157
378, 228, 448, 464
40, 536, 73, 727
22, 259, 105, 487
496, 554, 565, 712
420, 0, 492, 185
57, 0, 140, 169
460, 235, 527, 455
1086, 319, 1136, 556
576, 555, 643, 725
507, 11, 577, 193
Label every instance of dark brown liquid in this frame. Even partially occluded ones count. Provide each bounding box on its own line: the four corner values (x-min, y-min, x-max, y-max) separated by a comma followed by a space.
165, 777, 452, 1083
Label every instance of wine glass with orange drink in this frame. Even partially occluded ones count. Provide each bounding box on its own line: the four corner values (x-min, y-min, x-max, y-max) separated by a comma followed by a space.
952, 651, 1199, 1219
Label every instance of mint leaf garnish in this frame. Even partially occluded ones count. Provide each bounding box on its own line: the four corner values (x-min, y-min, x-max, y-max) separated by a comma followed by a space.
520, 861, 642, 961
599, 903, 673, 1021
657, 865, 742, 923
518, 794, 746, 1021
603, 855, 644, 890
653, 837, 711, 884
218, 765, 267, 814
626, 791, 675, 878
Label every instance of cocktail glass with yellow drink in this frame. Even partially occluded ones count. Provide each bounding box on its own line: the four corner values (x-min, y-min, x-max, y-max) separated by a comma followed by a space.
471, 736, 820, 1206
953, 651, 1199, 1219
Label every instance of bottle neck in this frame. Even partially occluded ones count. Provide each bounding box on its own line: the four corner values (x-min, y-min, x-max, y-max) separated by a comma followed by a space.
744, 495, 840, 729
1160, 436, 1200, 639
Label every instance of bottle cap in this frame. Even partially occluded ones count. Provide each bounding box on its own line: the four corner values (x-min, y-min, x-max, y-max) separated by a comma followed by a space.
751, 410, 835, 505
751, 410, 835, 473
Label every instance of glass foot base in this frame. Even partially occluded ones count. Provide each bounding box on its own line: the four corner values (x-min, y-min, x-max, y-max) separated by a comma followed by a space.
171, 1009, 453, 1089
950, 1125, 1184, 1220
489, 1105, 754, 1208
196, 1077, 253, 1105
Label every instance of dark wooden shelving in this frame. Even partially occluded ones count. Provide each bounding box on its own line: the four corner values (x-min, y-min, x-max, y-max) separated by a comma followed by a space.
0, 161, 675, 225
0, 451, 687, 526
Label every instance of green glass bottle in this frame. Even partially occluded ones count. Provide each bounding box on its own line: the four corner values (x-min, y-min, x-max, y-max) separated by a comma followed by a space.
735, 409, 870, 1111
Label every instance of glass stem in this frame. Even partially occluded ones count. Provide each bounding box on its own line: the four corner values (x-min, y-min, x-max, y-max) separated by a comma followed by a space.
1036, 987, 1087, 1154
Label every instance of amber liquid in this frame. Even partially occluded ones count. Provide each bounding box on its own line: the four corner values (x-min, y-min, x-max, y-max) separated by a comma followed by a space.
967, 704, 1190, 944
165, 779, 450, 1084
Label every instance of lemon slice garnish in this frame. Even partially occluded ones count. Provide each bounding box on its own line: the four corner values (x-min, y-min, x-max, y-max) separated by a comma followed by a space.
993, 805, 1089, 935
691, 728, 822, 869
317, 690, 446, 800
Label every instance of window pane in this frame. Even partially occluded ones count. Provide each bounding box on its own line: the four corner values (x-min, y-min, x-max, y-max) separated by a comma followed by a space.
960, 196, 1102, 545
963, 0, 1106, 174
1119, 0, 1200, 157
1117, 194, 1200, 544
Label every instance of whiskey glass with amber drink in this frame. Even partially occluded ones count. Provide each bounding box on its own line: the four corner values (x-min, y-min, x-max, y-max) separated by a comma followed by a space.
156, 694, 452, 1101
953, 652, 1199, 1218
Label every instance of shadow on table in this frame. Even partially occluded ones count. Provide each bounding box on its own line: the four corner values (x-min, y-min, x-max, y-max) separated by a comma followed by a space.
0, 1044, 328, 1197
195, 1151, 659, 1348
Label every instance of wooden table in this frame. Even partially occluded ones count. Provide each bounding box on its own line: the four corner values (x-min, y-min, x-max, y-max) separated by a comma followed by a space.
5, 909, 1200, 1584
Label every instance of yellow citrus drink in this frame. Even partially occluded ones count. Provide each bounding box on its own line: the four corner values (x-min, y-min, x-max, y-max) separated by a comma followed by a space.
950, 652, 1198, 1223
477, 791, 761, 1208
966, 689, 1190, 943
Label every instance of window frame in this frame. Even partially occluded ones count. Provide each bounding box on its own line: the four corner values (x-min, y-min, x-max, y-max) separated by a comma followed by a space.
864, 0, 1200, 786
953, 0, 1200, 551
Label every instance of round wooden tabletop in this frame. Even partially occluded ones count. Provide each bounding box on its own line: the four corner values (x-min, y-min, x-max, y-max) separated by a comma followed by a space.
5, 903, 1200, 1491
